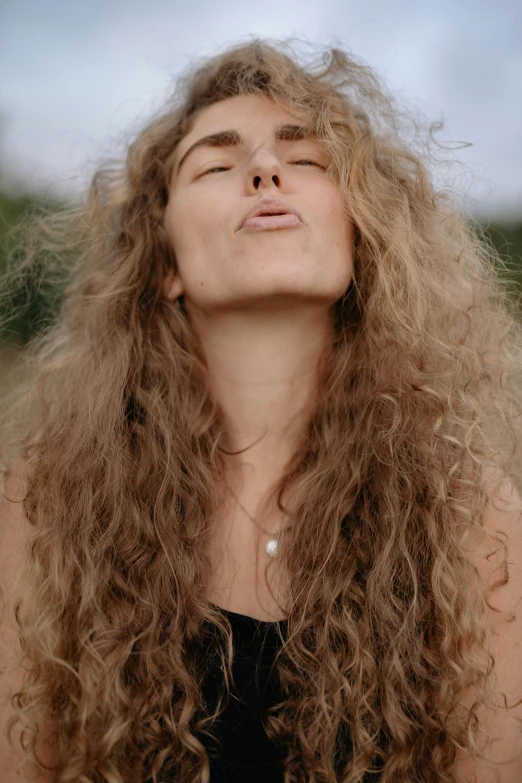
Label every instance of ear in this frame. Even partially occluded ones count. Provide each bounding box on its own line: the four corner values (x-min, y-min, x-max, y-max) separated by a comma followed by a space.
162, 270, 185, 301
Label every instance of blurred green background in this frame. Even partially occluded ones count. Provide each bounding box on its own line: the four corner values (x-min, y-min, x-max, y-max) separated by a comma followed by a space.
0, 184, 66, 346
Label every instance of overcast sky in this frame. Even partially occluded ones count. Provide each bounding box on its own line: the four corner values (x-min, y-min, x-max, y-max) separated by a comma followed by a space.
0, 0, 520, 220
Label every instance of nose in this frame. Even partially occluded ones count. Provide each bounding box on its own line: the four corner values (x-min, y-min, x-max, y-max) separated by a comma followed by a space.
245, 147, 283, 193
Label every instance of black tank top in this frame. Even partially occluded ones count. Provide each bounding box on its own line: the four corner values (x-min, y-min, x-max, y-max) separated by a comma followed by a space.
201, 605, 384, 782
201, 604, 288, 782
158, 605, 384, 781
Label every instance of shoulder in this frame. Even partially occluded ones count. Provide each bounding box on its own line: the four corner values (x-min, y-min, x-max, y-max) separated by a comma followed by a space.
0, 455, 57, 780
471, 465, 522, 620
451, 465, 522, 781
0, 454, 35, 690
0, 455, 34, 601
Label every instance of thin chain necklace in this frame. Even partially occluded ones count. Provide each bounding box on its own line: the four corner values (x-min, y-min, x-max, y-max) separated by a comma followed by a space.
225, 482, 285, 558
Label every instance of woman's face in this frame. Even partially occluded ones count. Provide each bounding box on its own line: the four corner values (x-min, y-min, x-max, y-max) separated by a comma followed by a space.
163, 93, 354, 312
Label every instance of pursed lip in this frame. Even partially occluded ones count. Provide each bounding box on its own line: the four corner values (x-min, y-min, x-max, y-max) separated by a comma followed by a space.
237, 198, 303, 231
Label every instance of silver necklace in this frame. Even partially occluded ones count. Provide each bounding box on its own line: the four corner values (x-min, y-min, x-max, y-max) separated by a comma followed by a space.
225, 483, 283, 558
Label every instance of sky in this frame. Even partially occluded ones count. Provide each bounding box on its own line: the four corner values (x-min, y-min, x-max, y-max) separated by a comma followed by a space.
0, 0, 520, 220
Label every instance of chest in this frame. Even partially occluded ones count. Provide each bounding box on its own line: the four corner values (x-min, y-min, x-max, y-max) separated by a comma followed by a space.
204, 513, 289, 621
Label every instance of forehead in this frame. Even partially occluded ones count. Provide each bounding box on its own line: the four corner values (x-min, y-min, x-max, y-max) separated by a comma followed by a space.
175, 94, 309, 161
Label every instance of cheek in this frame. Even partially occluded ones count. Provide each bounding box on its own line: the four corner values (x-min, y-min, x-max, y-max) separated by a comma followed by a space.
163, 202, 181, 254
163, 202, 222, 293
165, 202, 199, 262
323, 199, 352, 252
343, 217, 355, 253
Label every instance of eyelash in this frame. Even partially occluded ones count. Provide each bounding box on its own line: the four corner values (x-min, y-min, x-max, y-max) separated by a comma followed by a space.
203, 160, 322, 175
293, 160, 322, 167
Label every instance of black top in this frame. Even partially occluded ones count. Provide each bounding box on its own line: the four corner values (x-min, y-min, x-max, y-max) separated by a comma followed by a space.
201, 604, 289, 782
158, 605, 383, 782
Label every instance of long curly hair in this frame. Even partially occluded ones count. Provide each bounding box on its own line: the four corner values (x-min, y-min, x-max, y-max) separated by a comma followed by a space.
1, 36, 522, 783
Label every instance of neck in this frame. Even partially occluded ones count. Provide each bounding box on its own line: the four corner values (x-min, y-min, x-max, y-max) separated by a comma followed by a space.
187, 300, 332, 498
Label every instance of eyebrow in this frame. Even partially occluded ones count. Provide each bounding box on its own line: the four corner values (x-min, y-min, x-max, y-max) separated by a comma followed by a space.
175, 123, 317, 175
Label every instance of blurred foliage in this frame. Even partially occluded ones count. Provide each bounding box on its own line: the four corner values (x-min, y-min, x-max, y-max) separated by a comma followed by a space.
0, 184, 521, 345
480, 221, 522, 287
0, 187, 69, 344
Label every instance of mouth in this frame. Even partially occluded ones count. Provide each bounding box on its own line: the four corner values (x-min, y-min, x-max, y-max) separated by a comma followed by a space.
238, 198, 303, 231
240, 213, 301, 231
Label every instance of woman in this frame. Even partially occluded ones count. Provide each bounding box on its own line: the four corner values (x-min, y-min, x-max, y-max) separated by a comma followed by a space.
1, 37, 521, 782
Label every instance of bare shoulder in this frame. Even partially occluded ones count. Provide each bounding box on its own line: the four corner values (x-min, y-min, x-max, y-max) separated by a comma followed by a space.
0, 456, 34, 592
0, 455, 56, 781
451, 465, 522, 782
468, 465, 522, 620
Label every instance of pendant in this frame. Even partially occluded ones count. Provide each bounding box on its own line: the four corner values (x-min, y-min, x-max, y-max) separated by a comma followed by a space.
265, 537, 279, 557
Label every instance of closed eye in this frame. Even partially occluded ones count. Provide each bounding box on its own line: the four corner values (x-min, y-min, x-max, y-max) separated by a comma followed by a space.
202, 160, 323, 176
292, 159, 321, 166
203, 166, 230, 175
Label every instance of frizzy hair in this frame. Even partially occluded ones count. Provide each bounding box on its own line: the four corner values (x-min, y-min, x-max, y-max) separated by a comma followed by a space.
1, 36, 522, 783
